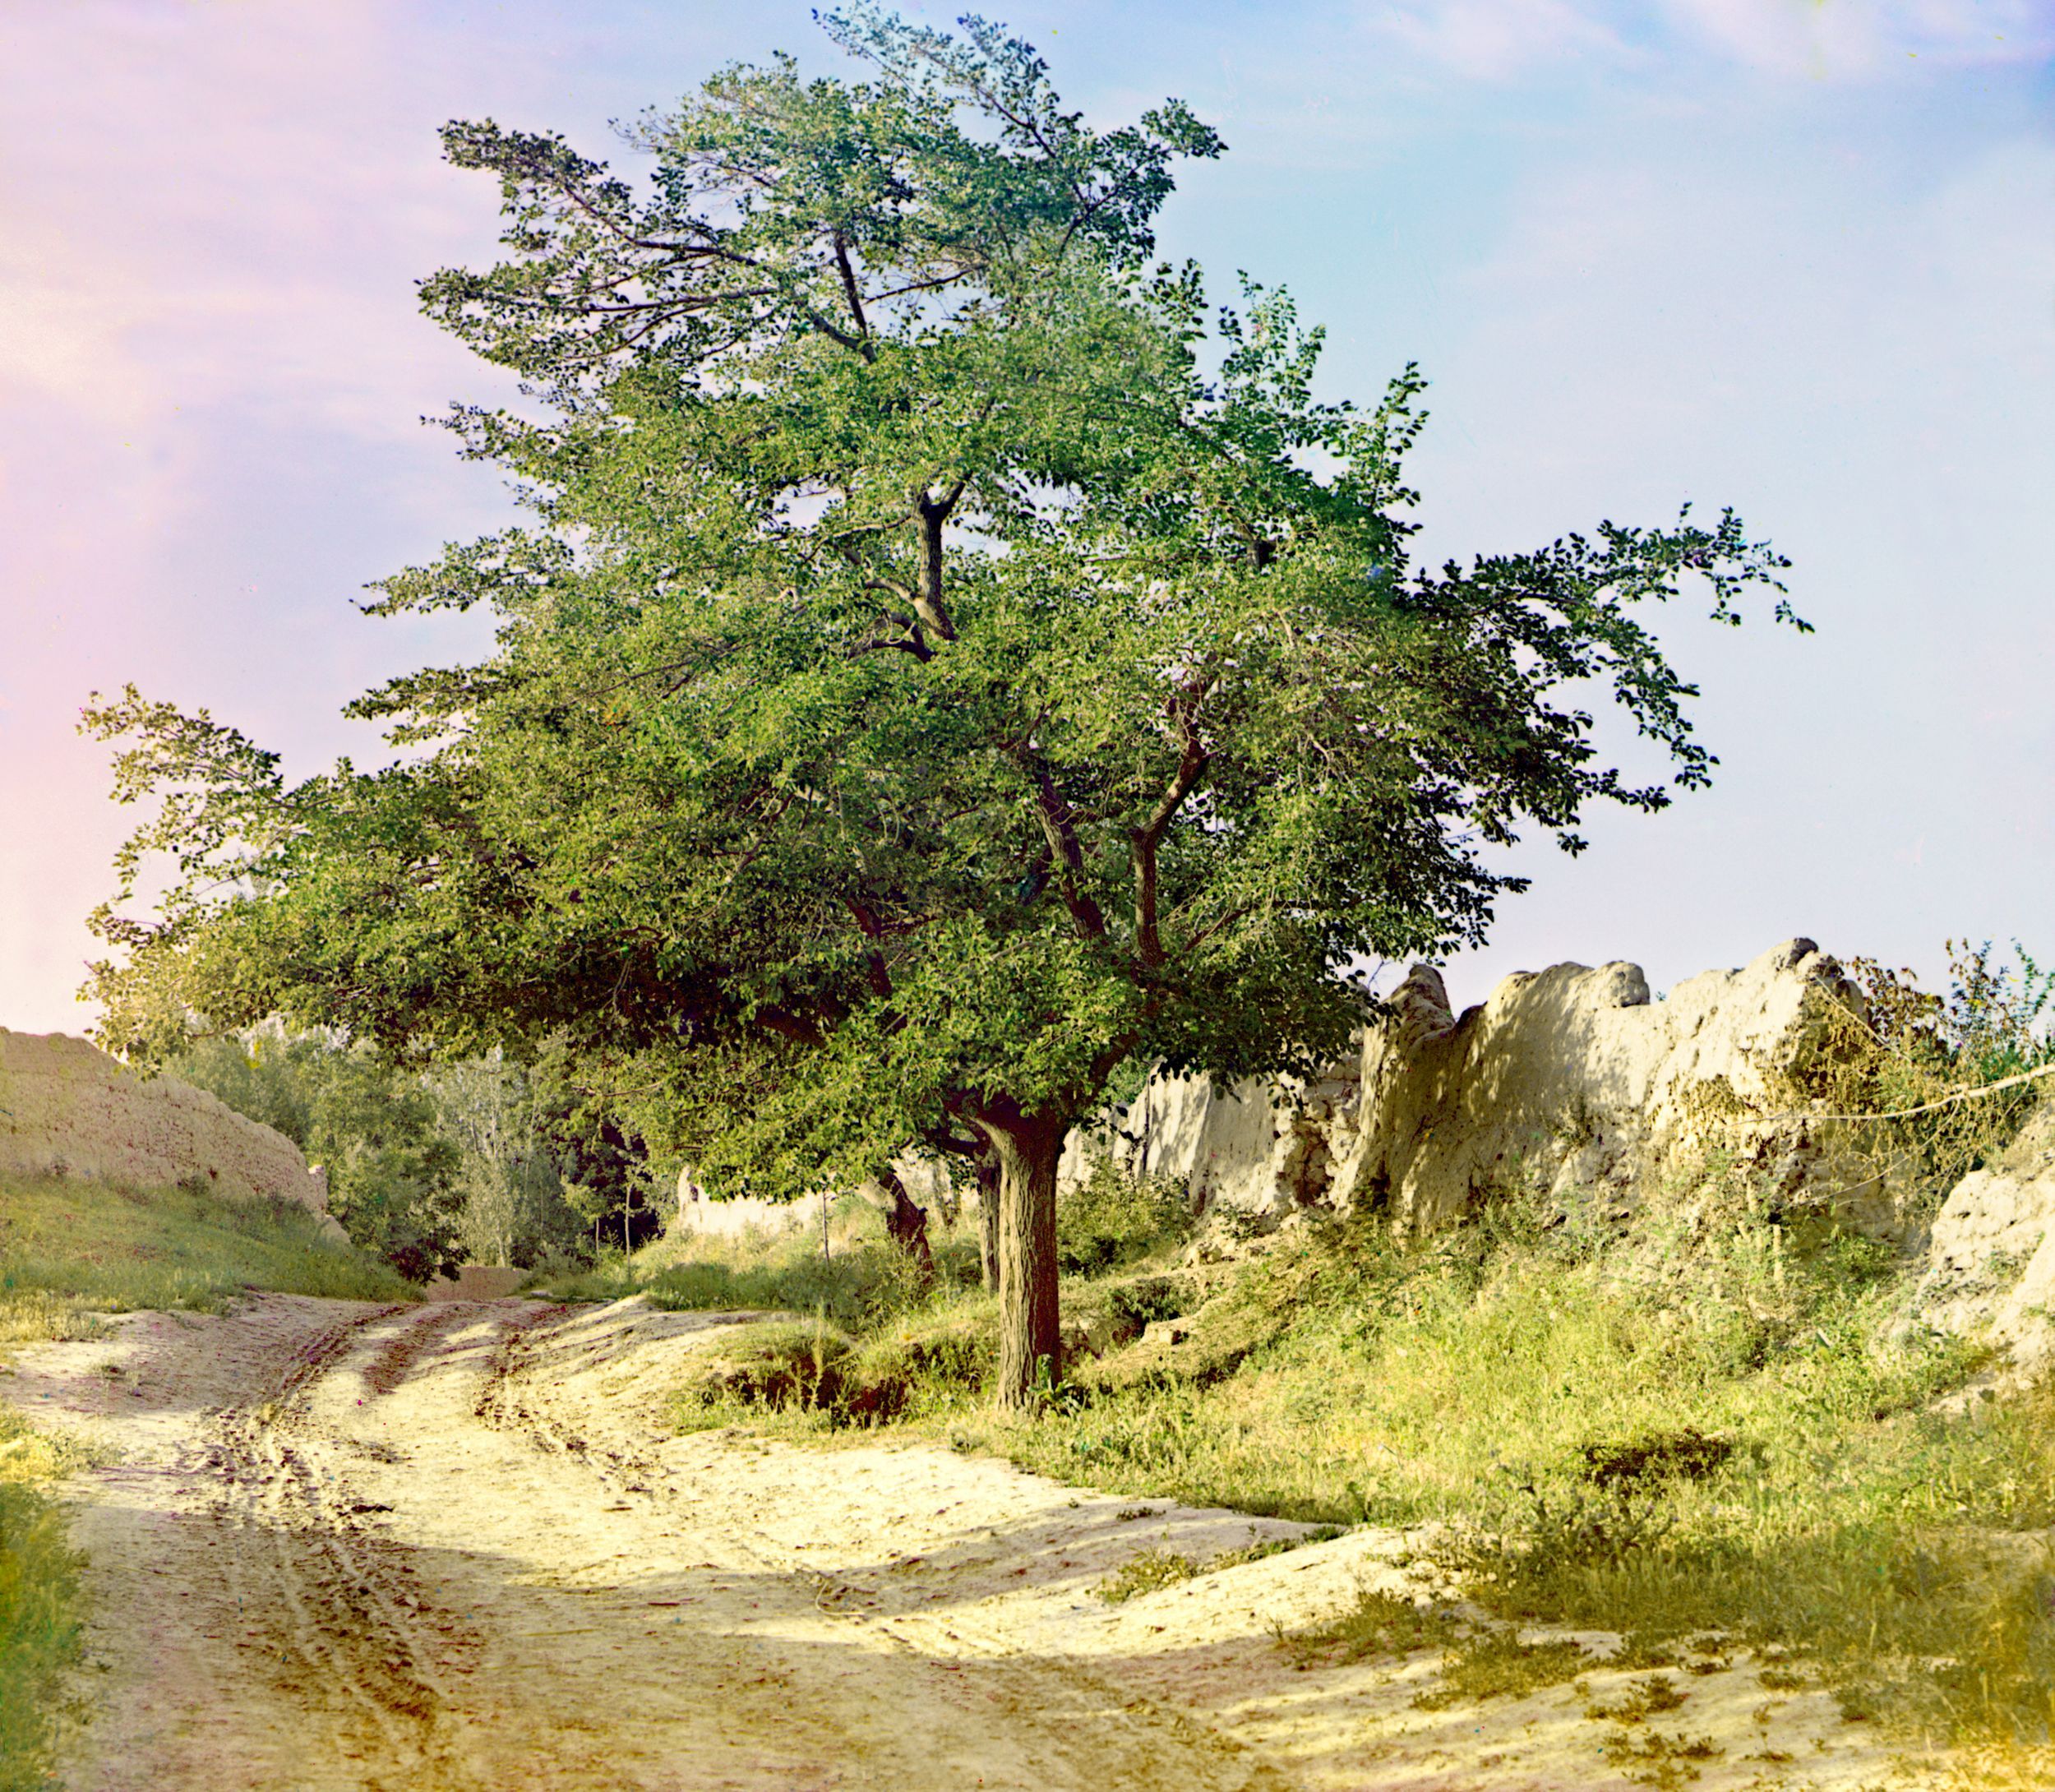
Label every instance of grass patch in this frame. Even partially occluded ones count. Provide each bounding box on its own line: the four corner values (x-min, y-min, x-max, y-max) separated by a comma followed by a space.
1097, 1547, 1201, 1602
0, 1407, 85, 1792
538, 1205, 982, 1336
1281, 1585, 1462, 1667
1095, 1533, 1315, 1604
0, 1171, 414, 1332
591, 1163, 2055, 1756
1597, 1725, 1724, 1790
1413, 1628, 1593, 1709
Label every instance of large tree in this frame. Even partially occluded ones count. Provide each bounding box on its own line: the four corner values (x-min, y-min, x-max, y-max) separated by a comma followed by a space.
85, 6, 1800, 1404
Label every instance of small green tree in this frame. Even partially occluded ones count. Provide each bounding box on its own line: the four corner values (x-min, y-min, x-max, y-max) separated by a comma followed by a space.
169, 1032, 464, 1282
85, 7, 1800, 1403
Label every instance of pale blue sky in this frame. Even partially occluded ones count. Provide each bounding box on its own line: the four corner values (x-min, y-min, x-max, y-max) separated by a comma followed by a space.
3, 0, 2050, 1034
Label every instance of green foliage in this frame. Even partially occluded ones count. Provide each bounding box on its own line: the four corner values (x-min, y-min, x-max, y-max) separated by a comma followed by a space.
82, 7, 1795, 1404
169, 1032, 616, 1277
423, 1055, 587, 1268
1808, 940, 2055, 1203
0, 1420, 83, 1792
0, 1172, 413, 1320
170, 1032, 463, 1281
1055, 1159, 1192, 1274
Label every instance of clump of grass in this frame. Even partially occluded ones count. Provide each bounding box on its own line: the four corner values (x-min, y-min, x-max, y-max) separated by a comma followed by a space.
0, 1406, 85, 1792
1585, 1673, 1690, 1722
1097, 1533, 1317, 1604
0, 1172, 413, 1328
1597, 1725, 1724, 1789
672, 1319, 853, 1426
0, 1295, 108, 1347
1412, 1629, 1592, 1709
670, 1300, 999, 1429
1097, 1548, 1201, 1602
1282, 1585, 1461, 1667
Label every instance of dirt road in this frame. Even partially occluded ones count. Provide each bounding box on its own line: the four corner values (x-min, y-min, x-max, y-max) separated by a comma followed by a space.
6, 1296, 1924, 1791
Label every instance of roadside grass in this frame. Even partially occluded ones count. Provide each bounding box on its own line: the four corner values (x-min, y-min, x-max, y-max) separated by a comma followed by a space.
0, 1171, 413, 1334
0, 1171, 409, 1785
592, 1171, 2055, 1757
0, 1406, 86, 1792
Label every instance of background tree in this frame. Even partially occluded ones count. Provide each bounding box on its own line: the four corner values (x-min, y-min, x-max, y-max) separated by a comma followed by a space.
169, 1032, 464, 1282
85, 5, 1801, 1404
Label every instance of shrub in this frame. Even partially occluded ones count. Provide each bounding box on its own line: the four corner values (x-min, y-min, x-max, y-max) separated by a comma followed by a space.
1056, 1161, 1194, 1275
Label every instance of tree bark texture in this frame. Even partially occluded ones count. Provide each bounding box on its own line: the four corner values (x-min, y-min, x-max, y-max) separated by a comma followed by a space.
973, 1147, 1001, 1293
878, 1171, 935, 1286
983, 1114, 1064, 1407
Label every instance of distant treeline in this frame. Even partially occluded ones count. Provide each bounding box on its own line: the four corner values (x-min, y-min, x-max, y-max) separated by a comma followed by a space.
172, 1030, 660, 1280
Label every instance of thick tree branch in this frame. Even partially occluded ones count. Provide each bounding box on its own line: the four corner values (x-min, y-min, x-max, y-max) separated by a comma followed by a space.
830, 231, 875, 358
1014, 751, 1106, 939
1129, 685, 1211, 968
914, 492, 961, 644
843, 898, 895, 998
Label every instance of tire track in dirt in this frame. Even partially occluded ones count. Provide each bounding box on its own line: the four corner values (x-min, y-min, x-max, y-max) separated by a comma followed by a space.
203, 1305, 488, 1790
472, 1302, 1298, 1792
43, 1296, 1294, 1791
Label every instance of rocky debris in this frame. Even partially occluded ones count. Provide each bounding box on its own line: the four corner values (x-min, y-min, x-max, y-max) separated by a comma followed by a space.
1913, 1097, 2055, 1374
0, 1026, 339, 1231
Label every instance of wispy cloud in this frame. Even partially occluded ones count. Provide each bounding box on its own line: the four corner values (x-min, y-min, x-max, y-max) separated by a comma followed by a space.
1368, 0, 1635, 81
1354, 0, 2055, 81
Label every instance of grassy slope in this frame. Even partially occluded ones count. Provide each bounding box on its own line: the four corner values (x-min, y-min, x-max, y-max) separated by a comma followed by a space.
556, 1186, 2055, 1761
0, 1171, 413, 1786
0, 1171, 413, 1337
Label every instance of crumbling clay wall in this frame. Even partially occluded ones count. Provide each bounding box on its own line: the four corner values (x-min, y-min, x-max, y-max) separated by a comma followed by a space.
1913, 1097, 2055, 1377
1068, 940, 1900, 1237
0, 1027, 335, 1221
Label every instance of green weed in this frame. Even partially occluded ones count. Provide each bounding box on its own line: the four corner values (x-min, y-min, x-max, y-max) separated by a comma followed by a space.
1097, 1548, 1201, 1602
0, 1409, 85, 1792
1413, 1629, 1592, 1708
1281, 1585, 1461, 1667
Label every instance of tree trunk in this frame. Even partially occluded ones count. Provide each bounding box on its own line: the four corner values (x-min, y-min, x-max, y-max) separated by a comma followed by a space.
879, 1171, 935, 1286
974, 1146, 1001, 1293
981, 1112, 1065, 1407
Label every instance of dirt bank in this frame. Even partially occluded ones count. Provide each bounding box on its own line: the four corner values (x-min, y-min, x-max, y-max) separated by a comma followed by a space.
2, 1296, 1933, 1790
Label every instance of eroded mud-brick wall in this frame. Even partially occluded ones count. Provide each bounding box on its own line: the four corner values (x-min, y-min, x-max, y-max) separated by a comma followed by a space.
0, 1026, 335, 1216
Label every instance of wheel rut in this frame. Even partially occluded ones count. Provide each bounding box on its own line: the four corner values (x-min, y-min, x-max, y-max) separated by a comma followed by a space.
39, 1296, 1297, 1791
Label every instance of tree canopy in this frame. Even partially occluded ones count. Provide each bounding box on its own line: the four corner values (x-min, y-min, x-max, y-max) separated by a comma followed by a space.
85, 4, 1801, 1402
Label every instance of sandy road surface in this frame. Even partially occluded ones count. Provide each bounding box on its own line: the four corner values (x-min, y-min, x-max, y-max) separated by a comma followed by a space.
5, 1296, 1933, 1791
